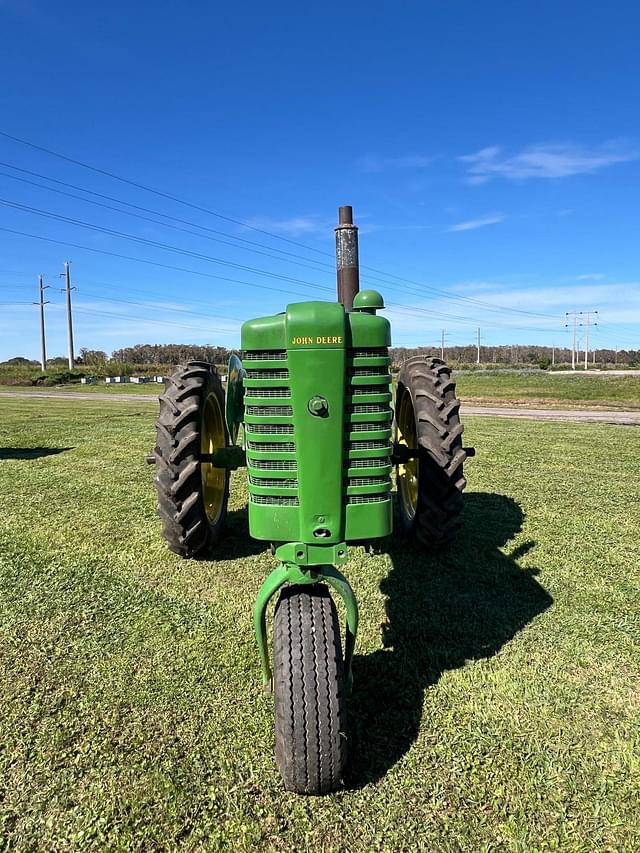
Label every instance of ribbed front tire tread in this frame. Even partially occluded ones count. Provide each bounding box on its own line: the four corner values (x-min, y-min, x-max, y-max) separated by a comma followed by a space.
273, 585, 347, 794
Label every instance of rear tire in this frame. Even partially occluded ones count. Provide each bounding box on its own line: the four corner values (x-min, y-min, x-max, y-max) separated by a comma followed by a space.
273, 585, 347, 794
154, 361, 229, 558
395, 356, 467, 549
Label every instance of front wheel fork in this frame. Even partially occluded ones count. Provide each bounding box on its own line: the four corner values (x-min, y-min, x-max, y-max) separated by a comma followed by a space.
253, 562, 359, 694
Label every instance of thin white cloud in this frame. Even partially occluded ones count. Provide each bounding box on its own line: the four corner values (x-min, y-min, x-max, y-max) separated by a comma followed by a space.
447, 214, 505, 232
460, 141, 639, 183
357, 154, 433, 173
575, 273, 604, 281
242, 215, 327, 236
383, 280, 640, 348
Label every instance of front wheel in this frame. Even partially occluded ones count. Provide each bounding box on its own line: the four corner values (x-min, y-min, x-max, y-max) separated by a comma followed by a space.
273, 585, 347, 794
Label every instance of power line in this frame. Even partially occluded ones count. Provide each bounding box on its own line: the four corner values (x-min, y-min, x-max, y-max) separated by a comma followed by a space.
0, 165, 561, 322
0, 133, 565, 321
0, 216, 563, 336
0, 159, 564, 321
0, 196, 332, 294
0, 165, 338, 278
73, 306, 238, 336
0, 225, 332, 302
0, 129, 334, 256
77, 289, 246, 324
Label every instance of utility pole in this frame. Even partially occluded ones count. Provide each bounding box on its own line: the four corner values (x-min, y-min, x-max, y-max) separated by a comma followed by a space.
441, 329, 446, 361
579, 311, 598, 371
476, 327, 481, 364
551, 340, 555, 366
61, 261, 76, 369
565, 311, 578, 370
33, 274, 50, 371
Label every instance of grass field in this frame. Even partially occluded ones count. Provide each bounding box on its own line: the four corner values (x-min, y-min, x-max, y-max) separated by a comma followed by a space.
0, 382, 162, 395
1, 398, 638, 851
454, 372, 640, 409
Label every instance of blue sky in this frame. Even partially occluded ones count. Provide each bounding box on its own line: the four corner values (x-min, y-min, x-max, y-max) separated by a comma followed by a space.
1, 0, 639, 360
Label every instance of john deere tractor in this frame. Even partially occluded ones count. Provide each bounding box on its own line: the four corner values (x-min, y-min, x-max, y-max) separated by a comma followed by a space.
149, 207, 470, 794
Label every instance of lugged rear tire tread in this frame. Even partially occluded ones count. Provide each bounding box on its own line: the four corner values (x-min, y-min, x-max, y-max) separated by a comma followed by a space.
273, 585, 347, 794
396, 356, 467, 549
154, 361, 229, 558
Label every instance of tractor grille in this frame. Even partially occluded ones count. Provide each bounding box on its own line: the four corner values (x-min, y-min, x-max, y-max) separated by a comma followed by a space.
344, 347, 392, 506
345, 475, 390, 487
246, 405, 293, 417
346, 403, 392, 414
348, 366, 390, 377
349, 348, 389, 358
245, 387, 291, 398
244, 348, 298, 508
349, 422, 390, 432
250, 459, 297, 470
247, 423, 293, 435
243, 349, 287, 360
248, 441, 295, 452
348, 457, 384, 468
243, 343, 393, 521
249, 476, 299, 489
347, 494, 389, 504
245, 369, 289, 379
251, 494, 299, 506
348, 439, 391, 451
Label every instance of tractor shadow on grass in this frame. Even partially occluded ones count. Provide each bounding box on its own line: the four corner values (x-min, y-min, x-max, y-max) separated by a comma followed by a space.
346, 491, 553, 789
211, 504, 270, 560
0, 446, 73, 460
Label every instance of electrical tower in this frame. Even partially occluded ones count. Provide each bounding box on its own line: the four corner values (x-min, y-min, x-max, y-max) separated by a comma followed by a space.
33, 274, 50, 371
565, 311, 579, 370
61, 261, 76, 369
579, 311, 598, 370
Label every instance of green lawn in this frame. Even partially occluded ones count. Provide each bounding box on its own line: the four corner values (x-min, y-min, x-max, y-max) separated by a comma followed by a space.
0, 398, 638, 851
454, 371, 640, 409
0, 382, 161, 395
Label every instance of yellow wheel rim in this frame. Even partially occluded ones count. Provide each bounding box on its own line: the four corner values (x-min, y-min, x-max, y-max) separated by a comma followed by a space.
397, 390, 419, 521
201, 391, 226, 525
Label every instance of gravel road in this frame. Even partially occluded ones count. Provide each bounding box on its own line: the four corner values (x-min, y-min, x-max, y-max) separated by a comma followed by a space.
2, 391, 639, 425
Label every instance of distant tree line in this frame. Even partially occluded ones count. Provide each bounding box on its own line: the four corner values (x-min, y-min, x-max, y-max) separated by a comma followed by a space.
6, 342, 639, 375
110, 344, 232, 365
389, 344, 640, 368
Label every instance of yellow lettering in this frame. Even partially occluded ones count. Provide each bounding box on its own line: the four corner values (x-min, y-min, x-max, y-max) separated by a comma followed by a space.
291, 334, 344, 345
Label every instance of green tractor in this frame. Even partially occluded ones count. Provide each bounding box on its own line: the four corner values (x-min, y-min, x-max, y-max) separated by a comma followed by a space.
149, 206, 470, 794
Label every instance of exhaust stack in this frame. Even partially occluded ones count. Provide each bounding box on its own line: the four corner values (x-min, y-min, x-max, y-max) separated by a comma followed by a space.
335, 205, 360, 311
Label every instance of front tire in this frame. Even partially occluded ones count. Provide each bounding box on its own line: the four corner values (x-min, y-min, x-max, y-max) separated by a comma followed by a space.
273, 585, 347, 794
154, 361, 229, 558
395, 356, 467, 548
